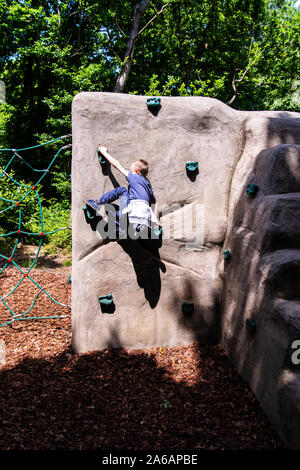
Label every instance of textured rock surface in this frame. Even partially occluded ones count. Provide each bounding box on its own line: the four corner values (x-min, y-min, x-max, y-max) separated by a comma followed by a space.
220, 111, 300, 448
71, 93, 244, 353
72, 92, 300, 448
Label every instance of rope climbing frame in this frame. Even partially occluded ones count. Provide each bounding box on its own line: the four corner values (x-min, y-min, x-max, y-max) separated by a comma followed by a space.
0, 135, 72, 327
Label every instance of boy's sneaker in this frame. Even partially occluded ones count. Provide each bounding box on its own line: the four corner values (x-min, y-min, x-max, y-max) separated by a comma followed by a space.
86, 199, 100, 211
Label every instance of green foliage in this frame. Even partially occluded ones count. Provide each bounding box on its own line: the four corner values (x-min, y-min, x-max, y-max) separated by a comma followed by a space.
137, 0, 300, 110
0, 169, 71, 253
0, 168, 42, 236
0, 0, 298, 155
28, 201, 71, 253
50, 171, 71, 204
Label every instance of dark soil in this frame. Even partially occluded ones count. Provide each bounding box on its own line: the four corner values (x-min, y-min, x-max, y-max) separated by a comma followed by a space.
0, 266, 285, 450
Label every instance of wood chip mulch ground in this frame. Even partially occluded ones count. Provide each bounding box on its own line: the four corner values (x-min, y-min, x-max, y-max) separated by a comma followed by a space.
0, 266, 285, 451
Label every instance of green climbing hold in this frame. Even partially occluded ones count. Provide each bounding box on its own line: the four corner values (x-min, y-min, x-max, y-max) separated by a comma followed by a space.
153, 225, 163, 237
97, 149, 106, 166
83, 205, 95, 221
98, 293, 114, 305
147, 97, 161, 108
246, 183, 259, 197
246, 318, 256, 332
181, 301, 194, 315
185, 161, 199, 173
223, 249, 231, 260
83, 204, 102, 232
98, 293, 115, 314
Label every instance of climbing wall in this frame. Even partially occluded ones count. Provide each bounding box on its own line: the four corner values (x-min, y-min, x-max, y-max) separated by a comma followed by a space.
71, 92, 244, 351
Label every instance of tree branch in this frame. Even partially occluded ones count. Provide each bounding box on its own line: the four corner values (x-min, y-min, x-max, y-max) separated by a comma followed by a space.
134, 2, 170, 40
114, 19, 126, 37
103, 26, 122, 61
113, 1, 170, 93
226, 35, 255, 106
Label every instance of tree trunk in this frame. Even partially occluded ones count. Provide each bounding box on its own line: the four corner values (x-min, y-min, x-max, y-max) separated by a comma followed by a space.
113, 0, 151, 93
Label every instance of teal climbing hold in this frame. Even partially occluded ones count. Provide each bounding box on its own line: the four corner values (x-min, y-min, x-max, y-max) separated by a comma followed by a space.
185, 161, 199, 173
97, 149, 106, 166
98, 293, 114, 305
153, 225, 163, 237
83, 204, 102, 232
246, 183, 259, 197
83, 205, 95, 221
67, 274, 72, 285
98, 293, 115, 314
147, 97, 161, 109
246, 318, 256, 332
223, 249, 231, 260
181, 301, 194, 315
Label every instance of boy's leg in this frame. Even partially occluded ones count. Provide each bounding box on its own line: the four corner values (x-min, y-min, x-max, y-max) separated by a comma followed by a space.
101, 187, 129, 239
99, 187, 128, 205
86, 187, 128, 211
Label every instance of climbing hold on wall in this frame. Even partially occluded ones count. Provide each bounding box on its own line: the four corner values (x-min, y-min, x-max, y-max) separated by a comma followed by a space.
185, 161, 199, 181
83, 204, 102, 231
98, 293, 115, 314
83, 204, 95, 221
97, 149, 107, 166
223, 249, 231, 260
67, 274, 72, 285
246, 318, 256, 332
181, 301, 194, 315
185, 161, 199, 173
246, 183, 259, 197
153, 225, 163, 237
147, 97, 161, 109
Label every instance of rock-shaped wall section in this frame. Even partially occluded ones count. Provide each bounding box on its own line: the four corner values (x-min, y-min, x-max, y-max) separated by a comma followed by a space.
220, 111, 300, 448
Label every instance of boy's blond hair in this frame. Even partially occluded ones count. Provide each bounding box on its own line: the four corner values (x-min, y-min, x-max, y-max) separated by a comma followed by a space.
133, 159, 149, 176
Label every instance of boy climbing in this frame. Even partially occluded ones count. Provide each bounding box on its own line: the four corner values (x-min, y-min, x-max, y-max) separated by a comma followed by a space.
86, 146, 161, 239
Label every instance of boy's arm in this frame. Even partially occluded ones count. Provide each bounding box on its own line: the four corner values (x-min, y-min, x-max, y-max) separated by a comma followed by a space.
99, 146, 128, 177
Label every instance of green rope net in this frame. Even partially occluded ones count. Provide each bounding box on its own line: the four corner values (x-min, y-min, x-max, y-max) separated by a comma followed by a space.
0, 135, 72, 327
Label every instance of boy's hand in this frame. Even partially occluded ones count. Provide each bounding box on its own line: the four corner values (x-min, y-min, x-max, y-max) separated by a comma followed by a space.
97, 146, 129, 178
99, 145, 108, 154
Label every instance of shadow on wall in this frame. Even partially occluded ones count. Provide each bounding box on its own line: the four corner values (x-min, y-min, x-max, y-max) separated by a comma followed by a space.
118, 235, 165, 309
169, 276, 221, 344
220, 112, 300, 446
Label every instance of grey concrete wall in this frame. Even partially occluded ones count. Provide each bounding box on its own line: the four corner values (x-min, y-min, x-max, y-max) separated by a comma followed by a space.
71, 93, 245, 352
